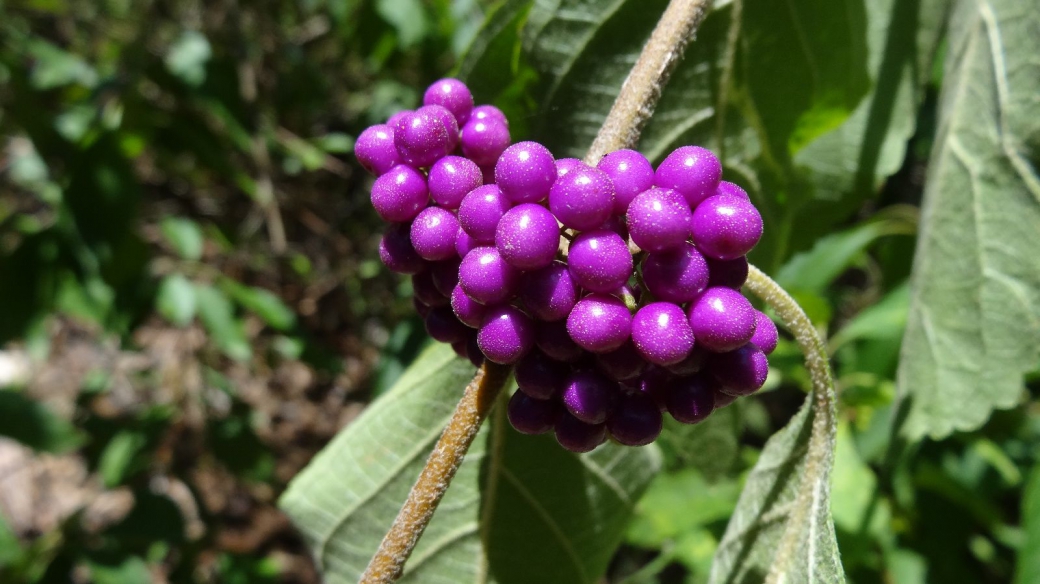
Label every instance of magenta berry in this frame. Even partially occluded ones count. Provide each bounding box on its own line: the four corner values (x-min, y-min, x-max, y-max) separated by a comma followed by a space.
715, 180, 749, 200
597, 149, 654, 216
666, 374, 717, 424
607, 392, 663, 446
355, 124, 400, 175
631, 302, 695, 366
691, 194, 763, 260
654, 145, 722, 208
555, 157, 585, 178
392, 108, 451, 167
495, 141, 557, 204
455, 229, 479, 258
477, 305, 535, 364
626, 187, 692, 252
516, 350, 567, 400
370, 165, 428, 223
428, 156, 482, 209
421, 104, 460, 151
423, 78, 474, 126
470, 104, 507, 125
520, 261, 579, 322
461, 117, 511, 167
496, 203, 560, 270
567, 230, 634, 294
711, 344, 769, 396
567, 294, 632, 353
750, 311, 778, 354
548, 164, 614, 230
459, 246, 519, 305
508, 391, 558, 435
451, 284, 487, 328
562, 370, 619, 424
411, 207, 460, 261
458, 184, 511, 242
687, 287, 757, 352
641, 242, 710, 303
555, 413, 606, 453
379, 223, 425, 274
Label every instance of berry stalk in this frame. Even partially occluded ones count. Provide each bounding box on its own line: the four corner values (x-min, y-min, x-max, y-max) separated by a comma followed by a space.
360, 361, 512, 584
584, 0, 715, 164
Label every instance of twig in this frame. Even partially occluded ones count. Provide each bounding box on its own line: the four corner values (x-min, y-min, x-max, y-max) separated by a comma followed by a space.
584, 0, 714, 164
743, 265, 839, 583
359, 361, 512, 584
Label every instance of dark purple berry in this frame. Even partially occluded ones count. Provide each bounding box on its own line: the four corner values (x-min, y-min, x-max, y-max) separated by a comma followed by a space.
430, 258, 461, 297
637, 367, 673, 410
641, 243, 710, 303
562, 370, 619, 424
750, 311, 778, 355
412, 271, 448, 307
666, 374, 717, 424
566, 294, 633, 353
710, 344, 769, 396
508, 391, 558, 435
555, 413, 606, 453
607, 392, 663, 446
567, 230, 634, 294
459, 247, 520, 305
548, 164, 614, 230
666, 346, 706, 376
425, 306, 469, 343
706, 256, 749, 289
355, 124, 400, 175
371, 165, 428, 223
691, 194, 763, 260
597, 149, 654, 216
631, 302, 695, 366
428, 156, 482, 209
654, 146, 722, 209
520, 261, 579, 322
515, 350, 567, 399
536, 320, 584, 362
714, 389, 738, 408
687, 287, 757, 352
595, 340, 648, 382
626, 187, 692, 252
495, 141, 557, 204
477, 305, 534, 364
379, 223, 425, 274
413, 296, 432, 319
496, 203, 560, 270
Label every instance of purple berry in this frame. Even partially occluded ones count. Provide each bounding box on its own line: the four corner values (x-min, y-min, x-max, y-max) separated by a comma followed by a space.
626, 188, 692, 252
452, 338, 470, 360
451, 284, 486, 328
666, 346, 706, 376
555, 157, 585, 178
555, 413, 606, 453
536, 320, 584, 362
666, 374, 717, 424
715, 180, 749, 200
355, 124, 400, 175
480, 165, 496, 185
392, 108, 452, 167
706, 256, 749, 289
641, 242, 710, 303
597, 149, 654, 216
495, 141, 557, 204
455, 229, 479, 258
420, 104, 460, 151
562, 370, 619, 424
714, 389, 739, 408
386, 109, 411, 128
567, 230, 634, 294
520, 261, 579, 321
466, 333, 485, 368
371, 165, 428, 223
687, 287, 757, 352
632, 302, 695, 366
654, 146, 722, 209
711, 344, 769, 396
428, 156, 482, 209
607, 392, 663, 446
458, 184, 511, 242
411, 207, 460, 261
461, 117, 511, 166
379, 223, 425, 274
595, 340, 647, 382
637, 367, 673, 410
423, 78, 474, 126
566, 294, 632, 353
425, 306, 469, 343
470, 104, 508, 125
412, 271, 448, 307
413, 296, 432, 318
548, 164, 614, 230
430, 258, 461, 296
459, 247, 519, 305
750, 311, 778, 355
477, 305, 535, 364
599, 214, 629, 240
496, 203, 560, 270
507, 391, 558, 435
691, 194, 763, 260
515, 350, 567, 399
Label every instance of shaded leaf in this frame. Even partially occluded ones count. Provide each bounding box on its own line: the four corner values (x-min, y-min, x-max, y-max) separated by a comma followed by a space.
222, 280, 296, 331
0, 389, 83, 454
627, 469, 741, 549
194, 284, 251, 361
894, 0, 1040, 439
1015, 464, 1040, 584
655, 404, 740, 479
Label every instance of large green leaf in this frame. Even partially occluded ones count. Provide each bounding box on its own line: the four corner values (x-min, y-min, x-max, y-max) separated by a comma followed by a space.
894, 0, 1040, 440
279, 345, 660, 583
708, 395, 844, 584
1015, 464, 1040, 584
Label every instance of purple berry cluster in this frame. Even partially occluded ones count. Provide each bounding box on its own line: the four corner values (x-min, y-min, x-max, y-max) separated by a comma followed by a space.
359, 78, 777, 453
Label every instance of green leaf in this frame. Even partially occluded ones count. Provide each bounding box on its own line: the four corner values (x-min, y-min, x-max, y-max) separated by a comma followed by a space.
98, 430, 149, 488
0, 513, 22, 568
0, 390, 83, 453
708, 395, 845, 584
627, 469, 741, 549
156, 274, 197, 327
165, 31, 212, 87
655, 404, 740, 479
222, 280, 296, 331
194, 284, 251, 361
1014, 465, 1040, 584
376, 0, 429, 47
280, 345, 660, 583
26, 39, 98, 89
160, 217, 204, 261
894, 0, 1040, 440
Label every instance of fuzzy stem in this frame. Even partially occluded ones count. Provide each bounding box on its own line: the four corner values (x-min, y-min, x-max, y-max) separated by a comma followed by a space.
583, 0, 714, 164
744, 265, 839, 582
359, 361, 512, 584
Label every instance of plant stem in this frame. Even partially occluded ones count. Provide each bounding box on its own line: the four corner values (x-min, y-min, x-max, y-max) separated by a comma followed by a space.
359, 361, 512, 584
583, 0, 714, 164
744, 265, 839, 583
